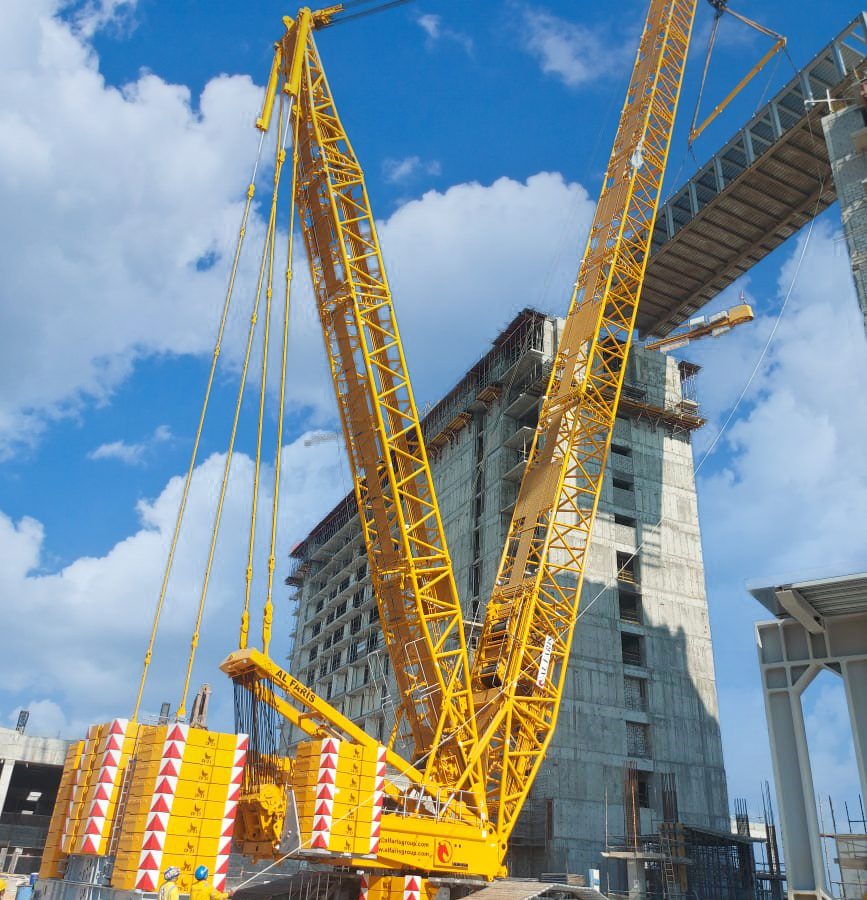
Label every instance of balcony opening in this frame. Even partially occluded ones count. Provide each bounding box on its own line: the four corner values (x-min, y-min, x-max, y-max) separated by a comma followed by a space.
618, 589, 642, 624
617, 551, 639, 584
624, 675, 647, 711
621, 632, 643, 666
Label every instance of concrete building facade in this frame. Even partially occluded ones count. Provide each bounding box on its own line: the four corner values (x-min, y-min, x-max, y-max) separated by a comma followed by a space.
0, 725, 71, 875
283, 309, 729, 880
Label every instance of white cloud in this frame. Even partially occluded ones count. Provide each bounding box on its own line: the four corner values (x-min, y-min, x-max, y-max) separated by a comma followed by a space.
382, 155, 441, 184
0, 0, 602, 462
71, 0, 138, 38
692, 223, 867, 813
8, 699, 77, 739
377, 172, 595, 402
88, 424, 172, 465
416, 13, 473, 55
695, 223, 867, 582
518, 4, 631, 88
0, 433, 346, 734
417, 13, 440, 40
0, 0, 264, 457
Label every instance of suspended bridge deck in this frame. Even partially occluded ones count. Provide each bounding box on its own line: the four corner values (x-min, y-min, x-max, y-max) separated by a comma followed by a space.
639, 12, 867, 337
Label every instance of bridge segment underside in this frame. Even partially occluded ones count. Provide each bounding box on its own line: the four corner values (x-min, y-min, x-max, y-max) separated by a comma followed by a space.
640, 12, 867, 337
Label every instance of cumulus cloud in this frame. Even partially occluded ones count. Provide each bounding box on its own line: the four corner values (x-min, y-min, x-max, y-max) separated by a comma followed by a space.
694, 223, 867, 582
517, 4, 632, 88
416, 13, 473, 55
378, 172, 595, 401
0, 0, 604, 462
689, 223, 867, 812
88, 424, 172, 465
382, 156, 441, 185
0, 0, 264, 457
0, 433, 346, 732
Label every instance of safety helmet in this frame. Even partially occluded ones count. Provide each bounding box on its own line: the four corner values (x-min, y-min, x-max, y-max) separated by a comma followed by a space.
194, 866, 209, 882
164, 868, 180, 882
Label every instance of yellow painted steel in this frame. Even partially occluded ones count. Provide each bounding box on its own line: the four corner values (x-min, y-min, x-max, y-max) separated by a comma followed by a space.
224, 0, 700, 874
644, 302, 754, 352
41, 0, 706, 886
469, 0, 698, 841
252, 9, 486, 813
689, 35, 785, 142
221, 647, 467, 817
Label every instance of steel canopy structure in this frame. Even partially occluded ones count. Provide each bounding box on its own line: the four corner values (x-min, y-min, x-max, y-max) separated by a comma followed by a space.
639, 12, 867, 337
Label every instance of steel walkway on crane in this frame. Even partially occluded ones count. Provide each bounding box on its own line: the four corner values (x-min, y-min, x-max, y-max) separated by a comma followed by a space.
638, 12, 867, 337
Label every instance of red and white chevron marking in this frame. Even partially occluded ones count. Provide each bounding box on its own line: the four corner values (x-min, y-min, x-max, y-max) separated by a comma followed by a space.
403, 875, 423, 900
358, 873, 370, 900
213, 733, 248, 892
369, 745, 386, 855
80, 719, 132, 855
310, 738, 340, 851
134, 724, 188, 892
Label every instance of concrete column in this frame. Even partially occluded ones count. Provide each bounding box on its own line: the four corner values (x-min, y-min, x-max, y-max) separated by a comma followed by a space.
763, 688, 828, 897
823, 104, 867, 334
0, 759, 14, 814
842, 658, 867, 801
626, 859, 646, 900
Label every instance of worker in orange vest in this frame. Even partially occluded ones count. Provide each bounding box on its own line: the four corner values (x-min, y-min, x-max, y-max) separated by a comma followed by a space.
191, 866, 232, 900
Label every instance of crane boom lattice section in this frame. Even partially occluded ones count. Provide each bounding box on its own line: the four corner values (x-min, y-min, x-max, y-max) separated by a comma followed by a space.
471, 0, 697, 839
289, 19, 484, 809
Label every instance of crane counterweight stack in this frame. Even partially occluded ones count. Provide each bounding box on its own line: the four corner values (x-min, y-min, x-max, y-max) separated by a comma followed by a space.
39, 723, 247, 895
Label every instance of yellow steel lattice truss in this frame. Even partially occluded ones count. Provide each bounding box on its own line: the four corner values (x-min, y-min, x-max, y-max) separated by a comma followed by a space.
470, 0, 697, 841
262, 10, 486, 815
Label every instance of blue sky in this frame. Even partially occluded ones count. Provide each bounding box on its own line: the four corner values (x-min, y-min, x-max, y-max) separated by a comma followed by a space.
1, 0, 865, 830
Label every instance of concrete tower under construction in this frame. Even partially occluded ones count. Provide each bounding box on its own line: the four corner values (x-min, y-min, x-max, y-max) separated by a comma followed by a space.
283, 309, 729, 878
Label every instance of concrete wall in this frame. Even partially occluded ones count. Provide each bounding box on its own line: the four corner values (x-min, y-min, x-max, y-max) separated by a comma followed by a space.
284, 314, 729, 880
0, 729, 70, 770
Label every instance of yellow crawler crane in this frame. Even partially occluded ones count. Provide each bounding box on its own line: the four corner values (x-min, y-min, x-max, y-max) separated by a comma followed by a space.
224, 0, 698, 883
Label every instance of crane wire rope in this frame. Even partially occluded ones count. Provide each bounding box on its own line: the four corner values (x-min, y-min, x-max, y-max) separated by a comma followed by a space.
262, 102, 303, 657
406, 110, 829, 813
242, 95, 286, 651
322, 0, 416, 28
571, 179, 823, 628
177, 109, 293, 718
130, 130, 266, 722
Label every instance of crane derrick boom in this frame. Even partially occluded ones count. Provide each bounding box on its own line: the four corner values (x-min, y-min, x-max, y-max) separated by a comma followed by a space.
471, 0, 697, 839
286, 15, 484, 810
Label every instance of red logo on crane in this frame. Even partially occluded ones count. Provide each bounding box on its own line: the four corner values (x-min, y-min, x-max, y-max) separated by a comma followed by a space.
436, 840, 453, 864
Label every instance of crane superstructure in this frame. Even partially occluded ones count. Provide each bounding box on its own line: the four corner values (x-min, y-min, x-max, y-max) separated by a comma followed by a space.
38, 0, 743, 894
